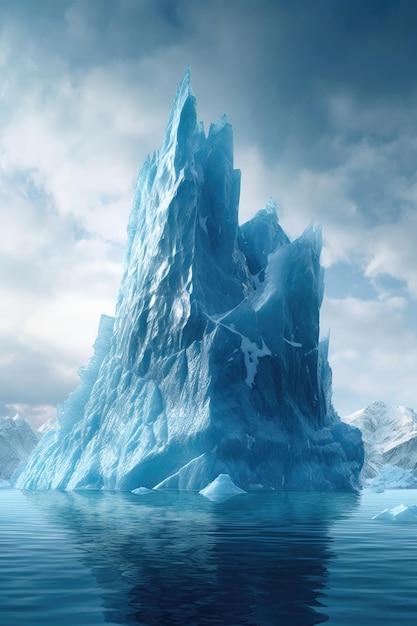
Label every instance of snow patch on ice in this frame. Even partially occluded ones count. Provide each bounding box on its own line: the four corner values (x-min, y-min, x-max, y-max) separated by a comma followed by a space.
240, 336, 271, 387
283, 337, 302, 348
210, 314, 272, 387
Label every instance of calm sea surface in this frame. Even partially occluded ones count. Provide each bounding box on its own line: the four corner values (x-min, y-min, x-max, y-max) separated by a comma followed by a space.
0, 488, 417, 625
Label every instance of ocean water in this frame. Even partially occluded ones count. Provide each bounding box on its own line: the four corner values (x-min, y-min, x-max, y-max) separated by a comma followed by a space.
0, 488, 417, 625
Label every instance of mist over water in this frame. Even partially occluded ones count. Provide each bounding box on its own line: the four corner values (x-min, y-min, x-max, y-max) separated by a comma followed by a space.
1, 489, 417, 625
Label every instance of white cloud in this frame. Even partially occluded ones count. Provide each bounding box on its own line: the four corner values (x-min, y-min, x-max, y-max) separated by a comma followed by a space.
365, 210, 417, 297
5, 403, 56, 430
1, 2, 417, 429
237, 94, 417, 307
0, 64, 167, 242
236, 143, 367, 265
322, 296, 417, 416
0, 10, 204, 428
236, 138, 417, 417
0, 43, 179, 420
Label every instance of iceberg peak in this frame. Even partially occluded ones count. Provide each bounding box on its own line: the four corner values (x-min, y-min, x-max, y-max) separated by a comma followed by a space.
161, 66, 196, 163
209, 112, 229, 134
264, 197, 278, 216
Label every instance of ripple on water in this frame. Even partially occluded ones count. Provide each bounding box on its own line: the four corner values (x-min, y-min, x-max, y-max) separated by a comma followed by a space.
0, 488, 417, 625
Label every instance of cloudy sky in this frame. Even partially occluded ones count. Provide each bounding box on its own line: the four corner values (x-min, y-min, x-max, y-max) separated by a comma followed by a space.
1, 0, 417, 427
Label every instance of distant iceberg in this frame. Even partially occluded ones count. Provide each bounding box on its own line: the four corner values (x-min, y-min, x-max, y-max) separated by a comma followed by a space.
370, 465, 417, 491
16, 70, 363, 492
373, 504, 417, 522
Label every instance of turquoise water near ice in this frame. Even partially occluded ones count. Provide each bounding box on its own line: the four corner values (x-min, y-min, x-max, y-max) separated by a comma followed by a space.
0, 488, 417, 625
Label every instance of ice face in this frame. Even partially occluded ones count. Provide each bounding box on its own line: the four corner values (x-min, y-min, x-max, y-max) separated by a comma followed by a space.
16, 71, 363, 492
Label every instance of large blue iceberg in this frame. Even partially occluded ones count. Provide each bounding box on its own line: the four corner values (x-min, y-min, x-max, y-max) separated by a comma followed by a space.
17, 70, 363, 491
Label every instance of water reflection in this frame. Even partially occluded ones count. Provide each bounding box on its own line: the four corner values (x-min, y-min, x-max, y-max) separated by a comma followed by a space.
26, 490, 359, 625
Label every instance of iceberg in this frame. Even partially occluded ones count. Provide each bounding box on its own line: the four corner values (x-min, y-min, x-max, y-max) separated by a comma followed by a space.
132, 486, 156, 495
372, 504, 417, 522
369, 465, 417, 491
199, 474, 247, 502
16, 70, 363, 492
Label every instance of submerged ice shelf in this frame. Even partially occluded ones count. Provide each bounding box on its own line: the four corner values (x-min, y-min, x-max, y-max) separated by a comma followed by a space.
16, 70, 363, 492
